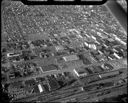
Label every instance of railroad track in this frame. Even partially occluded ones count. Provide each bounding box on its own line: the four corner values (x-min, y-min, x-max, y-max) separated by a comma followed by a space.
13, 71, 127, 102
52, 83, 127, 102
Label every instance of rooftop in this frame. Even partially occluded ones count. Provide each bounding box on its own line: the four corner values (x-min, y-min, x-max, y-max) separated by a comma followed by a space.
41, 64, 58, 72
63, 55, 79, 62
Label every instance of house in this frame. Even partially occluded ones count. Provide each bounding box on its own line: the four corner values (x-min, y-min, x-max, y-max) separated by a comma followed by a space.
55, 45, 64, 51
113, 52, 122, 59
88, 44, 97, 50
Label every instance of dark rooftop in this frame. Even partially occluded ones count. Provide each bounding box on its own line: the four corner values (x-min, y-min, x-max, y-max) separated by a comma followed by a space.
41, 64, 58, 72
47, 76, 60, 91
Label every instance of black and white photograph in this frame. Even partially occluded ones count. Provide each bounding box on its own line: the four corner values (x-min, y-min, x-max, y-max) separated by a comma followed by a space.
1, 0, 127, 102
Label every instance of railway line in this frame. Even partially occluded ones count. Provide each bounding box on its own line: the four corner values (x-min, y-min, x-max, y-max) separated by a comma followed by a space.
51, 83, 127, 102
13, 68, 127, 102
79, 84, 127, 102
2, 2, 127, 103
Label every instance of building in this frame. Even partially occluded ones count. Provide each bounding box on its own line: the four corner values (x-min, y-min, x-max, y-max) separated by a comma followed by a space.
38, 84, 43, 93
7, 52, 21, 57
33, 85, 40, 93
73, 66, 89, 77
63, 55, 79, 62
47, 77, 60, 91
113, 52, 122, 59
55, 45, 64, 51
43, 84, 50, 92
88, 44, 97, 50
91, 66, 104, 73
25, 79, 36, 87
41, 64, 58, 72
78, 54, 91, 65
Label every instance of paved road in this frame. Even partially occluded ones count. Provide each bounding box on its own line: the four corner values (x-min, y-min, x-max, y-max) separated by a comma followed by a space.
2, 58, 127, 84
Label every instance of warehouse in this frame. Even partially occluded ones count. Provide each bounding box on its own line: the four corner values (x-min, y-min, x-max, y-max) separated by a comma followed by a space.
7, 52, 21, 57
38, 84, 43, 93
47, 76, 60, 91
63, 55, 79, 62
41, 64, 58, 72
73, 66, 89, 77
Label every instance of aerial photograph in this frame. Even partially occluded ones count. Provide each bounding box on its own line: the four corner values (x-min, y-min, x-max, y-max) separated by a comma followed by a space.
1, 0, 127, 102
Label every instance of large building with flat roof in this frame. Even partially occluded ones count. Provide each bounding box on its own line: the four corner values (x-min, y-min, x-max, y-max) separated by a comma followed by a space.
41, 64, 59, 72
73, 66, 89, 77
63, 55, 79, 62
